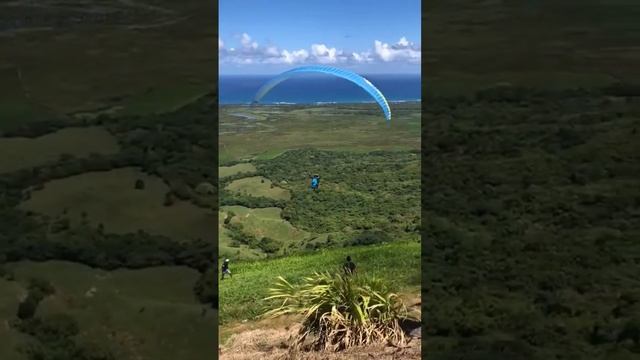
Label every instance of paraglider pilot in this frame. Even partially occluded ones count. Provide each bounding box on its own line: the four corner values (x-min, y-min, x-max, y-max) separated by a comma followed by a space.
221, 258, 232, 280
310, 174, 320, 190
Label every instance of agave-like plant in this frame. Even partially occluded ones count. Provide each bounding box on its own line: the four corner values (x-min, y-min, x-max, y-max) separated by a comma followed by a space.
263, 272, 408, 351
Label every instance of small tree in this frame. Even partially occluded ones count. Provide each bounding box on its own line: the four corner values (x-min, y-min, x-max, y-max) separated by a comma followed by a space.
16, 278, 55, 320
135, 179, 145, 190
51, 217, 70, 234
17, 296, 39, 320
224, 210, 235, 225
259, 237, 281, 254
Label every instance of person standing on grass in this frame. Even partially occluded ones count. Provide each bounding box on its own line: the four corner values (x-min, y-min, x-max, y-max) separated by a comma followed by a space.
221, 258, 232, 280
343, 256, 356, 275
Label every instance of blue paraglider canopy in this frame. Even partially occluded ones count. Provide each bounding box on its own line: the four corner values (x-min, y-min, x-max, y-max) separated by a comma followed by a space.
253, 65, 392, 123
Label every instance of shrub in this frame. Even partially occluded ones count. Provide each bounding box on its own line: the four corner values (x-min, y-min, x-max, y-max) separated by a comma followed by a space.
17, 295, 39, 320
134, 179, 145, 190
258, 237, 281, 254
163, 192, 175, 207
347, 231, 391, 246
263, 272, 409, 351
27, 278, 55, 297
194, 268, 218, 307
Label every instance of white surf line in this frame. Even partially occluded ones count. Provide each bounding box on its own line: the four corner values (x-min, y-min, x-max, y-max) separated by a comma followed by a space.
117, 0, 175, 14
124, 15, 191, 30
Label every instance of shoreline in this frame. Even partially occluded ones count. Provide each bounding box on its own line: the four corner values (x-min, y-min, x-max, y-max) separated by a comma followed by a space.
219, 100, 421, 106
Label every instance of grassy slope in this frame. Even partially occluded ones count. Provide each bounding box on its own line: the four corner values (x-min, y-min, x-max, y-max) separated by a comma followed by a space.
0, 127, 120, 173
0, 66, 57, 131
219, 210, 266, 261
225, 176, 291, 200
219, 163, 257, 178
219, 241, 421, 325
223, 205, 309, 244
20, 167, 214, 241
4, 261, 216, 360
117, 84, 211, 116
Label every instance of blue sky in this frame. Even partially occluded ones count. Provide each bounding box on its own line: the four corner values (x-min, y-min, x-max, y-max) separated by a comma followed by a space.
219, 0, 421, 75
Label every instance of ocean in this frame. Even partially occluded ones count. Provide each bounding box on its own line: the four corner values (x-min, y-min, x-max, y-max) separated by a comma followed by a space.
219, 74, 421, 105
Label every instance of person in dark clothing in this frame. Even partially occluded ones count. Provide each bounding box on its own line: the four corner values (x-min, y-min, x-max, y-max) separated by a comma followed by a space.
343, 256, 356, 275
221, 258, 232, 280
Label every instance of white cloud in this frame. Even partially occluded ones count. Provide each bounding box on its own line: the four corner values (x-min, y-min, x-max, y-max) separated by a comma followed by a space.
311, 44, 340, 63
240, 33, 251, 47
265, 46, 279, 57
350, 51, 373, 64
374, 37, 421, 63
219, 33, 420, 67
352, 52, 364, 62
281, 49, 309, 64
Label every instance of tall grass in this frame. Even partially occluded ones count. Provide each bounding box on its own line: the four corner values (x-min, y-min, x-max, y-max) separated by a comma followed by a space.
263, 272, 409, 351
218, 241, 421, 324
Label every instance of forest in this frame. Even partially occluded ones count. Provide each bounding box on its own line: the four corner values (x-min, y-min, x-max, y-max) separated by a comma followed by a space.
422, 84, 639, 359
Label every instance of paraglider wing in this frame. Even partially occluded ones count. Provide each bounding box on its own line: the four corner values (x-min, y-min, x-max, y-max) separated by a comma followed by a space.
253, 65, 391, 122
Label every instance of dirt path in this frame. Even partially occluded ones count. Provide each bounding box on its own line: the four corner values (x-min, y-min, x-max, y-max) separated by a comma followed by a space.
220, 293, 422, 360
220, 325, 421, 360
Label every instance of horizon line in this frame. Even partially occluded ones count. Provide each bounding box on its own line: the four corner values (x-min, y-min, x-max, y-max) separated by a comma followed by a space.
219, 72, 421, 76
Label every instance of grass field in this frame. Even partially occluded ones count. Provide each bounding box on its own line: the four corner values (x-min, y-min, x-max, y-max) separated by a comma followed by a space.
219, 103, 421, 162
424, 0, 640, 95
0, 0, 215, 114
219, 163, 256, 178
3, 260, 216, 360
224, 176, 290, 200
427, 71, 618, 97
0, 126, 120, 174
20, 167, 214, 241
0, 66, 56, 131
219, 210, 266, 261
223, 205, 309, 244
218, 241, 421, 325
116, 84, 210, 116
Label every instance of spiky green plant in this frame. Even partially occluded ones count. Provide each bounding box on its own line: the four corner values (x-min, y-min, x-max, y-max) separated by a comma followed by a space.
263, 272, 408, 351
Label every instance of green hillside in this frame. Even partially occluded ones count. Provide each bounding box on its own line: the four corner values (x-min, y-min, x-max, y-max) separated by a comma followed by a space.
219, 241, 421, 324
